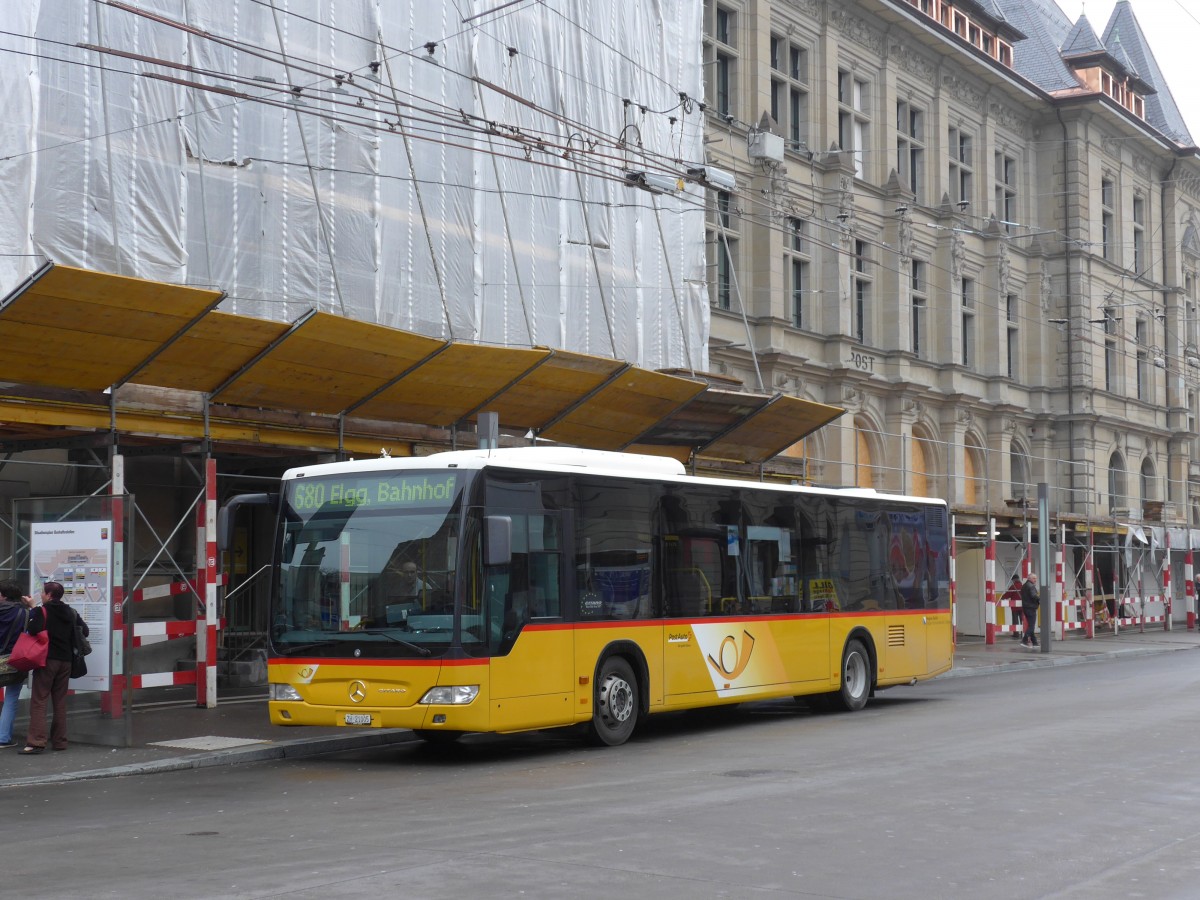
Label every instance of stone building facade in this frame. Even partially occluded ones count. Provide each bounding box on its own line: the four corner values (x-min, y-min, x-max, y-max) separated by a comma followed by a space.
701, 0, 1200, 553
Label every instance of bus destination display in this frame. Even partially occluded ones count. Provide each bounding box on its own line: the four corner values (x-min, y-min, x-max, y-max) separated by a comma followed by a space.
289, 473, 458, 512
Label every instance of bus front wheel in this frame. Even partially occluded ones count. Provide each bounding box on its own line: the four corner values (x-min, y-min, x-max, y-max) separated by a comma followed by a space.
588, 657, 639, 746
834, 639, 871, 712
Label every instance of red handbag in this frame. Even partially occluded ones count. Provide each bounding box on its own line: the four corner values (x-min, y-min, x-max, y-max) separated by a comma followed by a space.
9, 627, 49, 671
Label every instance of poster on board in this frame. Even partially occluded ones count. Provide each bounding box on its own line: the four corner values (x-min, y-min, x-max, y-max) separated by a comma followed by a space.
30, 520, 111, 692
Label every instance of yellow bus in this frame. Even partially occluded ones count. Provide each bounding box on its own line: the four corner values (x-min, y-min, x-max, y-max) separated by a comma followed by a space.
246, 447, 953, 746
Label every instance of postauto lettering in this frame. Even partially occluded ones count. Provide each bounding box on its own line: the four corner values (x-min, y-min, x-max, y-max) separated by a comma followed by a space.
290, 474, 457, 511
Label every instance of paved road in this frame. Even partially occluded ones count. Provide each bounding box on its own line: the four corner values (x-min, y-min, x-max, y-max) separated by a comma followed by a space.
9, 651, 1200, 899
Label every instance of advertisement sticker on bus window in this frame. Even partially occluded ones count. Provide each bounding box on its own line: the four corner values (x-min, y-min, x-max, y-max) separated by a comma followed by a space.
809, 578, 839, 611
726, 525, 739, 556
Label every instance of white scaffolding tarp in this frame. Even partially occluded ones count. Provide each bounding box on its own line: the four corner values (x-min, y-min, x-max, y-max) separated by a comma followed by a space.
0, 0, 708, 372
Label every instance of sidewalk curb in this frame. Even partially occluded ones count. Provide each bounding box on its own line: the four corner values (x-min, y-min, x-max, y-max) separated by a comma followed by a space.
938, 642, 1190, 679
0, 728, 418, 789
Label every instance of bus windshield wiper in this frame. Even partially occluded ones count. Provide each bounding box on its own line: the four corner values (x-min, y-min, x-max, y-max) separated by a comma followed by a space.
359, 629, 432, 657
276, 639, 339, 656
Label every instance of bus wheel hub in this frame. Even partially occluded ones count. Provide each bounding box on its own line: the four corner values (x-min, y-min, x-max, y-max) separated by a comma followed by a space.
599, 674, 633, 725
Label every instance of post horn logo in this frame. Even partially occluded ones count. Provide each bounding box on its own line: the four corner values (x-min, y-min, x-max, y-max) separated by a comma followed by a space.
349, 680, 367, 703
707, 629, 755, 680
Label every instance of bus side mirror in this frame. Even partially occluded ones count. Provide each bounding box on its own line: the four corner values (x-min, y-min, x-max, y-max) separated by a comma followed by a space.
217, 492, 278, 555
484, 515, 512, 567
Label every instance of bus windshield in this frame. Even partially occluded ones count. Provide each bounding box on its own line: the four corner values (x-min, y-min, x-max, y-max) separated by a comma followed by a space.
272, 470, 467, 659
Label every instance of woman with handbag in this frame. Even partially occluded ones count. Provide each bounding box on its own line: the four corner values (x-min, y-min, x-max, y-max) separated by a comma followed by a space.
0, 580, 36, 749
21, 581, 88, 754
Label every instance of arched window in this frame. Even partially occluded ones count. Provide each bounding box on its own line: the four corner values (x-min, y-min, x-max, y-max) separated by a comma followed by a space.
963, 436, 984, 506
856, 427, 873, 489
1140, 458, 1155, 504
911, 434, 935, 498
1108, 452, 1126, 513
1010, 444, 1030, 501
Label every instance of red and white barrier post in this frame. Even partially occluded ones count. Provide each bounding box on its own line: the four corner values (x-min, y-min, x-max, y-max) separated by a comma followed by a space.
1024, 523, 1034, 635
1186, 544, 1195, 631
197, 457, 218, 708
984, 520, 996, 645
950, 534, 957, 644
105, 453, 126, 718
1085, 530, 1095, 639
1164, 530, 1172, 632
1054, 523, 1064, 640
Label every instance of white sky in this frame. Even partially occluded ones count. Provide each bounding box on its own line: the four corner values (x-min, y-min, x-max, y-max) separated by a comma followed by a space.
1056, 0, 1200, 144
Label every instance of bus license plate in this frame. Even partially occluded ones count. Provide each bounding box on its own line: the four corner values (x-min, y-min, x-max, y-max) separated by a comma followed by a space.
344, 713, 372, 726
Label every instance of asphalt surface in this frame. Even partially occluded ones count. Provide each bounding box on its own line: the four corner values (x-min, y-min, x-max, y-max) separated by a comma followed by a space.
1, 625, 1195, 789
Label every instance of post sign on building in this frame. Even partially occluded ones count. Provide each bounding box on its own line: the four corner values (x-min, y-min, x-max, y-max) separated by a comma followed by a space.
29, 520, 112, 691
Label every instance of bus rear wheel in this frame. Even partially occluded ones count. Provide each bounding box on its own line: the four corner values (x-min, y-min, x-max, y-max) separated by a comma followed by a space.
834, 639, 871, 712
588, 657, 639, 746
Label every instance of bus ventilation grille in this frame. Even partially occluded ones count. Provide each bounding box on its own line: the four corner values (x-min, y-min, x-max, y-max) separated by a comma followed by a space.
887, 625, 905, 647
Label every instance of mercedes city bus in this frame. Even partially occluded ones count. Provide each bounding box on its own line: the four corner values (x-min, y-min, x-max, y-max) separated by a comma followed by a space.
235, 446, 953, 746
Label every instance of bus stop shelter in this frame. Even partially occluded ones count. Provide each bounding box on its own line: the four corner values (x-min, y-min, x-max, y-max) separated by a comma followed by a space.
0, 263, 845, 740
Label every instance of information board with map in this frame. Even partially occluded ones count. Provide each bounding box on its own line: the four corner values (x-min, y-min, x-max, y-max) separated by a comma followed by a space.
30, 520, 112, 691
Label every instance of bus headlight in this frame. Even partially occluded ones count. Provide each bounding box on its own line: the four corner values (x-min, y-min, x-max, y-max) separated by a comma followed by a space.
269, 683, 303, 702
419, 685, 479, 705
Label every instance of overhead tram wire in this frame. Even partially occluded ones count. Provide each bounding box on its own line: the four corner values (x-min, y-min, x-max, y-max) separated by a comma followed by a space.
76, 31, 670, 195
3, 38, 690, 232
241, 0, 698, 168
105, 0, 710, 183
460, 0, 540, 25
96, 2, 494, 134
92, 2, 707, 198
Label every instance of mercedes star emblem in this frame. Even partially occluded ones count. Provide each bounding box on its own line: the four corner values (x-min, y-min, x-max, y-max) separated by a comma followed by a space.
349, 681, 367, 703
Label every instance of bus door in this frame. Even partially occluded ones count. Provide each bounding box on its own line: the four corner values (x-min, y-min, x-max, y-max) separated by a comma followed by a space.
482, 507, 574, 730
657, 532, 729, 700
880, 508, 928, 678
662, 528, 776, 699
743, 523, 829, 685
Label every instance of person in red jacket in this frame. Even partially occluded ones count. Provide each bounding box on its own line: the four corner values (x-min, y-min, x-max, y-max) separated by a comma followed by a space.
20, 581, 88, 754
1001, 574, 1023, 640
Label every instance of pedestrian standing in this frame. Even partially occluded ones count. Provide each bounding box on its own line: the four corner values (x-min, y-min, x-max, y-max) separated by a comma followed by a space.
1020, 572, 1041, 649
0, 580, 36, 748
21, 581, 88, 754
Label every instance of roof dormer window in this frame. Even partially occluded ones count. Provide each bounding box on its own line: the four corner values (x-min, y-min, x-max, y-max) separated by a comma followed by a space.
1059, 13, 1155, 122
902, 0, 1021, 69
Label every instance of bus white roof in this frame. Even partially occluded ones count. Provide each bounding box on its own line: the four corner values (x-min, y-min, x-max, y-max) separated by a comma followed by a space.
285, 447, 686, 480
283, 446, 944, 507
